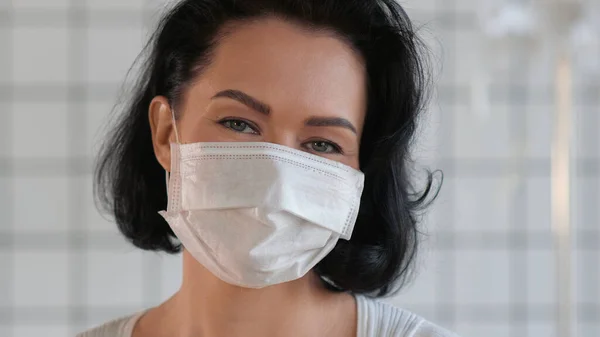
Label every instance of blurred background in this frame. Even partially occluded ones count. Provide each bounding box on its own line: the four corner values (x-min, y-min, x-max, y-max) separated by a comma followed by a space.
0, 0, 598, 336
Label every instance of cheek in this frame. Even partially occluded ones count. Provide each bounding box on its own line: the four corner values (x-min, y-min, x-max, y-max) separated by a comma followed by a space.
324, 151, 360, 170
178, 119, 213, 144
347, 156, 361, 171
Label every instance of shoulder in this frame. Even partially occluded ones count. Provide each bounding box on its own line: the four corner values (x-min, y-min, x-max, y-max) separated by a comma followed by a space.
76, 312, 143, 337
355, 295, 459, 337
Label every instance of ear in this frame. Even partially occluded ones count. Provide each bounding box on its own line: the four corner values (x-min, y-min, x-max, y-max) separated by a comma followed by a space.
149, 96, 175, 172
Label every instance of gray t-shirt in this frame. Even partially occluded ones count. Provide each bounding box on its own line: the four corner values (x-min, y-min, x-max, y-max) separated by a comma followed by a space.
77, 295, 458, 337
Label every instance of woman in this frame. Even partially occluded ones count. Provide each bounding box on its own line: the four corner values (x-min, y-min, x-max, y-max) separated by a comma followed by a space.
80, 0, 454, 336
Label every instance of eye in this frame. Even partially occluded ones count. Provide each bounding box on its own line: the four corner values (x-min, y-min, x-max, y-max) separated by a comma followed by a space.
219, 118, 259, 135
304, 140, 342, 154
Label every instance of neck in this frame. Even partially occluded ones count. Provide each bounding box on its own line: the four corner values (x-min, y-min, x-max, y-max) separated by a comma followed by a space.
135, 250, 356, 337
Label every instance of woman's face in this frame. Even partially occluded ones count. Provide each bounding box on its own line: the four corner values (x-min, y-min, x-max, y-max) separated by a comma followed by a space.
150, 17, 367, 170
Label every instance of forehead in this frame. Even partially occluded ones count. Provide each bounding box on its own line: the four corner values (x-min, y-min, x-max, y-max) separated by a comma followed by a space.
200, 17, 367, 123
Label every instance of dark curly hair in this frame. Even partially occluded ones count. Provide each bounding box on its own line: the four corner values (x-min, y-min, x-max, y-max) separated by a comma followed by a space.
94, 0, 440, 297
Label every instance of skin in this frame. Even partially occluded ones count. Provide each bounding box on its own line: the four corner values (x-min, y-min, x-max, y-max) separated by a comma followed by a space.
139, 17, 367, 337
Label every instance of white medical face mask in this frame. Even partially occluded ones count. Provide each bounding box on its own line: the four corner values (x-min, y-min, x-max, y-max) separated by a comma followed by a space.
159, 141, 365, 288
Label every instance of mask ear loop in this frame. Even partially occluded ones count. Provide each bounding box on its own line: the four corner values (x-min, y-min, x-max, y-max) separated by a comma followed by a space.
165, 108, 181, 195
171, 108, 181, 144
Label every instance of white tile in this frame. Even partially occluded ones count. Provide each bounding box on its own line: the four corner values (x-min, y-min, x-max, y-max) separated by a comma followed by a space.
413, 104, 444, 166
434, 247, 457, 304
0, 326, 10, 337
427, 177, 455, 232
86, 27, 144, 83
403, 12, 435, 31
86, 250, 144, 306
453, 176, 511, 232
13, 177, 69, 233
0, 103, 10, 158
399, 0, 437, 13
526, 177, 552, 233
11, 102, 68, 158
86, 9, 144, 37
448, 32, 480, 85
526, 251, 556, 305
529, 43, 556, 88
11, 0, 69, 8
12, 27, 68, 84
527, 323, 556, 337
0, 253, 12, 307
0, 29, 10, 85
14, 326, 69, 337
577, 108, 600, 159
140, 253, 167, 306
13, 252, 69, 307
85, 101, 115, 158
391, 250, 439, 306
85, 306, 143, 332
577, 251, 600, 305
580, 323, 600, 337
86, 0, 144, 9
455, 0, 481, 13
455, 251, 510, 304
86, 81, 122, 102
455, 323, 510, 337
144, 0, 177, 10
86, 231, 125, 252
433, 88, 461, 133
420, 210, 442, 238
526, 107, 552, 158
453, 104, 511, 158
12, 6, 70, 28
161, 253, 182, 299
575, 177, 600, 231
78, 175, 115, 233
0, 178, 11, 231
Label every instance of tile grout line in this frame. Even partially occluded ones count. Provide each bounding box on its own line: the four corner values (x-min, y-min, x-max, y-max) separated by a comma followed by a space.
4, 228, 590, 251
506, 41, 531, 337
5, 2, 15, 336
0, 157, 599, 178
432, 0, 457, 328
67, 0, 90, 333
141, 0, 164, 309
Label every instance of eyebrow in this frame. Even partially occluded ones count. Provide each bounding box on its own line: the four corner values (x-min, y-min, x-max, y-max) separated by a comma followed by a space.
212, 89, 271, 115
212, 89, 357, 134
305, 117, 357, 134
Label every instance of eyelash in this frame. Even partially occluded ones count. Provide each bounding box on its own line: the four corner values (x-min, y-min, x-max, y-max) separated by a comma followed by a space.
217, 118, 344, 155
218, 118, 260, 134
304, 139, 343, 154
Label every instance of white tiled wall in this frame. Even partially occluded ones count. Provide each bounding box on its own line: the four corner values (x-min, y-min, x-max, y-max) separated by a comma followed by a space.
1, 0, 599, 336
